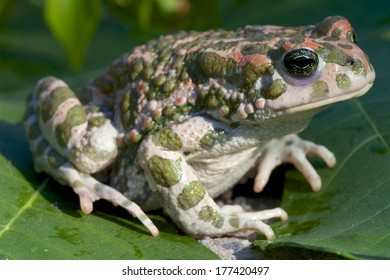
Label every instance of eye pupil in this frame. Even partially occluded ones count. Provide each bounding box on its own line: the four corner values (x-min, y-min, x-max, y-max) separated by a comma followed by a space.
293, 56, 314, 68
283, 49, 319, 78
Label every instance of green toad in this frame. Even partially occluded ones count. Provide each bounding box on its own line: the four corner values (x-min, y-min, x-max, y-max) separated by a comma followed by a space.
24, 16, 375, 239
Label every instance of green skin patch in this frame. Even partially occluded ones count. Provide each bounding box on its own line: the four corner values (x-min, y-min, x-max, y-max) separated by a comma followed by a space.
55, 105, 87, 147
147, 156, 182, 187
121, 90, 138, 132
41, 87, 77, 123
198, 205, 224, 228
311, 80, 329, 100
153, 128, 183, 151
198, 52, 275, 92
150, 104, 192, 130
352, 59, 367, 77
148, 74, 178, 100
336, 74, 351, 90
197, 85, 239, 113
241, 63, 275, 91
261, 78, 287, 99
337, 43, 353, 50
320, 43, 353, 66
312, 16, 345, 38
229, 216, 240, 228
88, 116, 107, 128
177, 181, 206, 210
199, 130, 224, 148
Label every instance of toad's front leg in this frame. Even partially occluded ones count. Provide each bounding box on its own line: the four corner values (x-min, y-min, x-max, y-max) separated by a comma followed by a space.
254, 134, 336, 193
138, 117, 287, 240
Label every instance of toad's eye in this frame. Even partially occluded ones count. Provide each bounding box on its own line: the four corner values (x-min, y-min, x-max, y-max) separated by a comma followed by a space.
347, 29, 358, 44
283, 48, 319, 78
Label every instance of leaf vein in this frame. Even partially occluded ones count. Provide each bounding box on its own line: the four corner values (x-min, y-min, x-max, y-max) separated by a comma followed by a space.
0, 179, 48, 238
356, 203, 390, 254
299, 134, 378, 225
354, 99, 390, 151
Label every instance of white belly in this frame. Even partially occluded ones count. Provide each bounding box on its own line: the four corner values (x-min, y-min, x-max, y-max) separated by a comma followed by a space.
188, 146, 262, 198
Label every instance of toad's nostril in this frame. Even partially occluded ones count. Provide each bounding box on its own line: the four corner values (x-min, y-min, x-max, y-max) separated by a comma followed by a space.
346, 58, 355, 66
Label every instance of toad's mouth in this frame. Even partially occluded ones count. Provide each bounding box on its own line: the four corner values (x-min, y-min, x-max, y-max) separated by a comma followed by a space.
281, 82, 374, 115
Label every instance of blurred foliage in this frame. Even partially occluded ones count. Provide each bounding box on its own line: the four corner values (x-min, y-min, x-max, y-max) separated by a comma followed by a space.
0, 0, 16, 25
44, 0, 102, 71
0, 0, 220, 71
106, 0, 220, 30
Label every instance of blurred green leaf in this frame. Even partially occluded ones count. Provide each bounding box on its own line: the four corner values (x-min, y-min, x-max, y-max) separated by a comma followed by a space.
156, 0, 182, 13
44, 0, 102, 71
0, 0, 15, 25
137, 0, 154, 30
137, 0, 183, 29
106, 0, 220, 32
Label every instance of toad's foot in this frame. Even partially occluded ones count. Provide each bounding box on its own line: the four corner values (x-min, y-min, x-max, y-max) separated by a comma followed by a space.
254, 134, 336, 193
28, 142, 159, 236
32, 152, 159, 236
220, 205, 288, 240
73, 173, 159, 237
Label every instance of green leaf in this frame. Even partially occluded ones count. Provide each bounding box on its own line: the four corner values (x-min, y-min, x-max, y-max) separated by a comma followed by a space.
44, 0, 102, 71
255, 98, 390, 259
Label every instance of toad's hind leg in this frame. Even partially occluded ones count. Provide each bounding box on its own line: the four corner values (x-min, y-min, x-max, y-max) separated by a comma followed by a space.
138, 119, 287, 240
24, 76, 118, 174
23, 77, 159, 236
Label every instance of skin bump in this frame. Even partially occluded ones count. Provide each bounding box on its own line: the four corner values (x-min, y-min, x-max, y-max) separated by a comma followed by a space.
147, 156, 182, 187
177, 181, 206, 210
